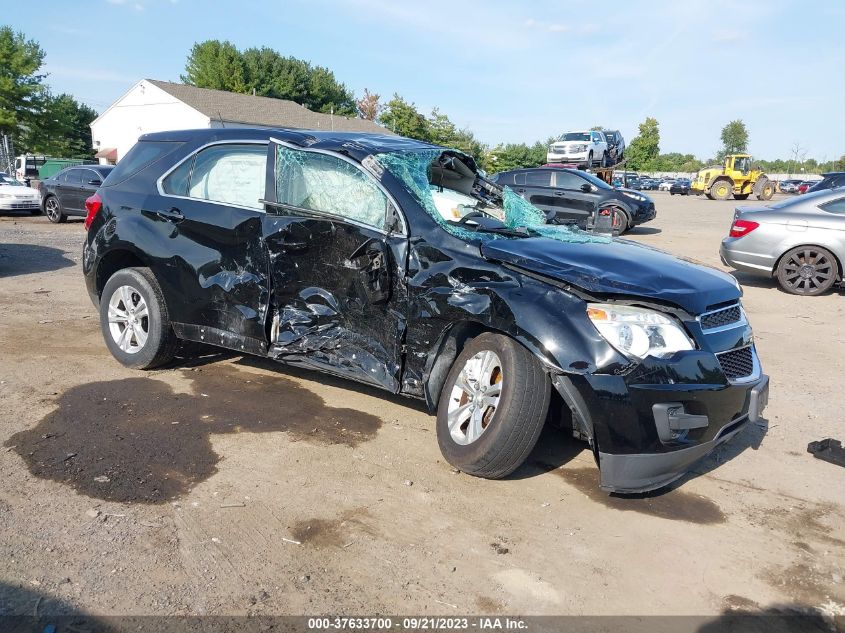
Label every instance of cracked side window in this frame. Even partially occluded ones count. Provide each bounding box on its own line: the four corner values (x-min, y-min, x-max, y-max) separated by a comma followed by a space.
275, 146, 388, 230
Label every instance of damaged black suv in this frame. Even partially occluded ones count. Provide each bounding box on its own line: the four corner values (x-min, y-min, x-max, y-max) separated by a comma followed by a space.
83, 128, 769, 493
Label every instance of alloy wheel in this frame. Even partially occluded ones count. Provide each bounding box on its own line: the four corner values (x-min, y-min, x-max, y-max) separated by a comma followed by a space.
782, 249, 833, 294
107, 285, 149, 354
446, 350, 503, 445
45, 197, 60, 221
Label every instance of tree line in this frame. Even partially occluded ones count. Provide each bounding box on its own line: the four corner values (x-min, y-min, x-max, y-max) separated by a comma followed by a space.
0, 26, 97, 158
2, 29, 842, 175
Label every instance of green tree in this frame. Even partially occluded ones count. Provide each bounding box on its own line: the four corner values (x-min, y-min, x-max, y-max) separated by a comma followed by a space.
181, 40, 247, 93
626, 117, 660, 170
22, 92, 97, 158
182, 40, 355, 116
719, 119, 749, 159
0, 26, 47, 138
378, 95, 431, 140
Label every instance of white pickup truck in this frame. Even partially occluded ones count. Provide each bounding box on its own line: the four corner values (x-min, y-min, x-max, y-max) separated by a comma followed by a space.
547, 130, 609, 167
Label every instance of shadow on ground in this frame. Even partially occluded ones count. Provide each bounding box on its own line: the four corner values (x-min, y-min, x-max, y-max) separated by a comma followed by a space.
0, 243, 76, 277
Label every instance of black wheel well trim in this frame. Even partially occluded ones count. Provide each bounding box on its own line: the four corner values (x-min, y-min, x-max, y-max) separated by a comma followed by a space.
421, 320, 562, 413
772, 244, 843, 281
94, 247, 152, 297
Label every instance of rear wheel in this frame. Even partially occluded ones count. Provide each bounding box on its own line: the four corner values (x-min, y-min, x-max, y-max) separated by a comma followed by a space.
710, 179, 732, 200
436, 333, 550, 479
601, 151, 610, 167
776, 246, 839, 296
586, 151, 593, 167
44, 196, 66, 223
100, 267, 179, 369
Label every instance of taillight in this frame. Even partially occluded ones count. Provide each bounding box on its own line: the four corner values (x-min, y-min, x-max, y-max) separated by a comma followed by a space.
84, 193, 102, 231
729, 219, 759, 238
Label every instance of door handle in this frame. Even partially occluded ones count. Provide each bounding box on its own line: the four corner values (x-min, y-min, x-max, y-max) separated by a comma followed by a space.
515, 188, 525, 193
155, 208, 184, 223
554, 191, 565, 196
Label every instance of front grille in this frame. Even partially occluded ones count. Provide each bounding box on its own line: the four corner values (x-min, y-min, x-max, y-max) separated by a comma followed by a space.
10, 201, 39, 209
717, 346, 754, 380
701, 305, 742, 329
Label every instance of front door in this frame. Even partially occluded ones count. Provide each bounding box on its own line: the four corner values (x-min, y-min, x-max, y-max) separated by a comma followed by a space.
261, 140, 408, 392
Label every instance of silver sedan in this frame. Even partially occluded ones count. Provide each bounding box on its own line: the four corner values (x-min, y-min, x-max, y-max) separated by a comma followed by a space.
720, 188, 845, 295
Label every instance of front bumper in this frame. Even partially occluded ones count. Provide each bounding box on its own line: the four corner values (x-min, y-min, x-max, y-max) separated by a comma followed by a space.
0, 199, 40, 210
552, 349, 769, 493
547, 151, 589, 164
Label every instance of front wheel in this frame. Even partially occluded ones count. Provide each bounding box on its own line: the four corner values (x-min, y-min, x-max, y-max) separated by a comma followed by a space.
436, 333, 550, 479
99, 267, 179, 369
776, 246, 839, 296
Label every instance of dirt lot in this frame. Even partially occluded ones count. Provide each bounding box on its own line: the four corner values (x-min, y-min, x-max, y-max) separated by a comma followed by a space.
1, 192, 843, 622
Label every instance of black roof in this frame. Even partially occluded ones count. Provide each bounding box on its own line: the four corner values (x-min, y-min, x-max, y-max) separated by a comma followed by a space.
139, 128, 442, 163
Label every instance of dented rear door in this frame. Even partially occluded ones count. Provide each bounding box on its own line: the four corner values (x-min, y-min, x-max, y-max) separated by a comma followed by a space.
261, 141, 409, 392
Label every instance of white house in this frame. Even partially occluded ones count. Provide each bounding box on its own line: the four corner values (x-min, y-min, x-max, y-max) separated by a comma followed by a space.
90, 79, 391, 164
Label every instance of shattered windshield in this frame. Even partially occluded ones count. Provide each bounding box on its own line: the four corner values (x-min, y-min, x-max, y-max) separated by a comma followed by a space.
374, 149, 609, 244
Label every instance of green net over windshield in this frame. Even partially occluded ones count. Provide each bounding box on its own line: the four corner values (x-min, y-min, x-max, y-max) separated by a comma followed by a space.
375, 150, 608, 244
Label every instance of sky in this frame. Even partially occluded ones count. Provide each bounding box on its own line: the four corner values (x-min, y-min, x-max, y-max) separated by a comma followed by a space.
9, 0, 845, 161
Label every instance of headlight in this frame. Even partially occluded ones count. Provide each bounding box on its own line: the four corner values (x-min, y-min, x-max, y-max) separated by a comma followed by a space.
587, 303, 694, 360
621, 191, 646, 201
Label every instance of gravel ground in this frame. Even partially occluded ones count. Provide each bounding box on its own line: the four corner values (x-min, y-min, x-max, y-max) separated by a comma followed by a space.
0, 193, 843, 625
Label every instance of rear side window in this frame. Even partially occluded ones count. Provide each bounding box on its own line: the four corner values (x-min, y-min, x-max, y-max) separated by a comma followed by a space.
525, 171, 552, 187
103, 141, 183, 187
162, 158, 193, 196
189, 144, 267, 210
820, 197, 845, 214
64, 169, 82, 185
554, 172, 585, 190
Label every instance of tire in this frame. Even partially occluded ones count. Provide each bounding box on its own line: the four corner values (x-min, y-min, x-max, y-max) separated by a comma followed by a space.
436, 332, 550, 479
609, 206, 629, 235
586, 151, 593, 167
99, 267, 179, 369
734, 194, 750, 200
705, 192, 714, 200
775, 246, 839, 296
756, 180, 775, 201
710, 179, 732, 200
601, 151, 609, 167
43, 195, 66, 223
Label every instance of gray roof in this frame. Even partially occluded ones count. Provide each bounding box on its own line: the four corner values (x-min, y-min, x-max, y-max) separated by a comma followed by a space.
147, 79, 392, 135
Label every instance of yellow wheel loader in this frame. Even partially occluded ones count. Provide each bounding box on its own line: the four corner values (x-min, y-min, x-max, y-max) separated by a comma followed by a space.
691, 154, 775, 201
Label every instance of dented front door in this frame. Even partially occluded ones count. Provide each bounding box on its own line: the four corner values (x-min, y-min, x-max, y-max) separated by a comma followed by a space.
262, 141, 408, 392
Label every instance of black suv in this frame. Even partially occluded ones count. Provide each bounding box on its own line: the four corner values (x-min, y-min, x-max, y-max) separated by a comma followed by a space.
41, 164, 115, 223
83, 128, 768, 493
807, 172, 845, 194
491, 167, 655, 234
602, 130, 625, 163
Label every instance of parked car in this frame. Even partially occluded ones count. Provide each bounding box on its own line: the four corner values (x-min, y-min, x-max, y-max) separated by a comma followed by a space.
640, 178, 659, 191
602, 130, 625, 163
82, 128, 768, 492
40, 165, 115, 223
670, 178, 692, 195
779, 179, 803, 194
0, 173, 41, 213
658, 179, 676, 191
797, 181, 817, 195
490, 167, 655, 234
547, 130, 609, 167
625, 176, 642, 190
807, 172, 845, 194
720, 189, 845, 295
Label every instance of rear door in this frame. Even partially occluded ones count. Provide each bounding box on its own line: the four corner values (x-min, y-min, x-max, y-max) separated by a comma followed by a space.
261, 140, 409, 392
154, 140, 271, 351
60, 169, 84, 213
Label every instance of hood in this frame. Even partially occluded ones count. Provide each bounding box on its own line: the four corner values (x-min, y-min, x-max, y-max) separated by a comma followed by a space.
481, 237, 740, 314
0, 184, 40, 196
